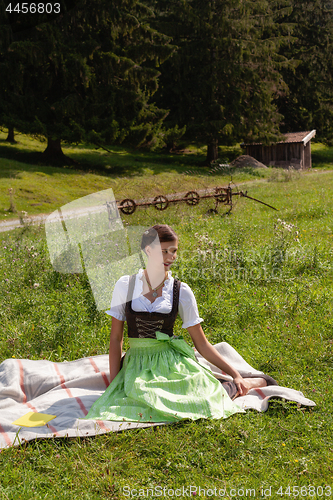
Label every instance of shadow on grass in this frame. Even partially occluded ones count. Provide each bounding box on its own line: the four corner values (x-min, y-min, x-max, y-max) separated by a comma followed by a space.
0, 139, 213, 178
0, 140, 85, 179
62, 146, 211, 176
0, 136, 250, 182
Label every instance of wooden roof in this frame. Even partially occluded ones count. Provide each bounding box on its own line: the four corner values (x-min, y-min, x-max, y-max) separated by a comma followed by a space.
243, 130, 316, 146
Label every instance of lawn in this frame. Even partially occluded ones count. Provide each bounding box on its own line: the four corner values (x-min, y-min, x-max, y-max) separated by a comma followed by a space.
0, 131, 243, 221
0, 136, 332, 499
4, 132, 333, 222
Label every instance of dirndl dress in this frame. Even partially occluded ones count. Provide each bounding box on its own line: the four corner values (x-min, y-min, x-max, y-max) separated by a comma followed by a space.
85, 276, 244, 422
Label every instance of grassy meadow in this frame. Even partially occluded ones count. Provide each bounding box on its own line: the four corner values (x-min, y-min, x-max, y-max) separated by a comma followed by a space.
0, 133, 332, 499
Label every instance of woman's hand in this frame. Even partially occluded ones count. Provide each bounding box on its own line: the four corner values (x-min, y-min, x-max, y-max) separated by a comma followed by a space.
232, 375, 250, 397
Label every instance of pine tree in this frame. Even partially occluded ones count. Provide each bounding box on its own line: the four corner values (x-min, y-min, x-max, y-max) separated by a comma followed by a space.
277, 0, 333, 144
148, 0, 292, 162
0, 0, 173, 162
6, 126, 15, 142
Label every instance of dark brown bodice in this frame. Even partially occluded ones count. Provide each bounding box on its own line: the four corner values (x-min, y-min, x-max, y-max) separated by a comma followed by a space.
124, 274, 181, 339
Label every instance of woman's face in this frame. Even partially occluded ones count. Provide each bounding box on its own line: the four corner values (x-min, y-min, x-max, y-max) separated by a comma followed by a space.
145, 239, 178, 270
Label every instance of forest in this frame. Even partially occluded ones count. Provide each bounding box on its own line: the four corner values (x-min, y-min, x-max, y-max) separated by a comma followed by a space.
1, 0, 333, 163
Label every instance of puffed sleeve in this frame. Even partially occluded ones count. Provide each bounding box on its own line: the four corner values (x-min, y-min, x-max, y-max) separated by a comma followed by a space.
178, 282, 204, 329
105, 275, 130, 321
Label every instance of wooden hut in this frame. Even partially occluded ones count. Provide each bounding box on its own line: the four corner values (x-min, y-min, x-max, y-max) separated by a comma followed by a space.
242, 130, 316, 170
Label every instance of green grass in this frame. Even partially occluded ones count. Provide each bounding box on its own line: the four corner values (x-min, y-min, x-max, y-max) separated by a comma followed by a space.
1, 132, 332, 224
0, 131, 276, 221
311, 142, 333, 169
0, 136, 333, 499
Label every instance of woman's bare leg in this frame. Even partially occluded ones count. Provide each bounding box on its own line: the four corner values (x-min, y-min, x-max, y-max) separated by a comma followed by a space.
244, 377, 267, 390
230, 377, 268, 399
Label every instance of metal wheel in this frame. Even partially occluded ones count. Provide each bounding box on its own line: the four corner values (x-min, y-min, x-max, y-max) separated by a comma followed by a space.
153, 195, 169, 211
118, 198, 136, 215
184, 191, 200, 206
214, 187, 228, 203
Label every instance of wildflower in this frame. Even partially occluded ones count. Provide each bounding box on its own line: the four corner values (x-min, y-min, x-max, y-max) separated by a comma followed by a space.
33, 283, 40, 288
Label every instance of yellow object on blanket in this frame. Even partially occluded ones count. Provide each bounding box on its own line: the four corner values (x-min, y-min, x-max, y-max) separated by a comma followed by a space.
12, 412, 56, 427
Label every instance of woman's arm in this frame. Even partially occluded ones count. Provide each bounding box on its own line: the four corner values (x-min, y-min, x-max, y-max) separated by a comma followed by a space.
187, 323, 250, 396
109, 317, 125, 383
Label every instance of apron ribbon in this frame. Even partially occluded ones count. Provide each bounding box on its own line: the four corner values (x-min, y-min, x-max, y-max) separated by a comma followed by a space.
155, 331, 198, 362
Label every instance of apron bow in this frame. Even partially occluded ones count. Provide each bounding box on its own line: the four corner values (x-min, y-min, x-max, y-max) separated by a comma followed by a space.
155, 331, 197, 361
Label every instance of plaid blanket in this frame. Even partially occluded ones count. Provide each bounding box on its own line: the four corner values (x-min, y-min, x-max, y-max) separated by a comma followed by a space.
0, 343, 315, 449
195, 342, 315, 411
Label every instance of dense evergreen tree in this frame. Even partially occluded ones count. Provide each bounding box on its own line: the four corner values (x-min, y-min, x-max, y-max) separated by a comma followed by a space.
6, 126, 15, 142
3, 0, 332, 158
277, 0, 333, 144
0, 0, 82, 152
0, 0, 173, 161
148, 0, 292, 162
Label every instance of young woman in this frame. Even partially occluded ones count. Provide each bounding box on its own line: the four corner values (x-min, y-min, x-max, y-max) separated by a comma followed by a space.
85, 224, 267, 423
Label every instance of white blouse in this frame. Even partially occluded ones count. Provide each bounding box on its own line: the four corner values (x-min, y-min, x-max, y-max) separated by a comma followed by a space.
106, 269, 203, 329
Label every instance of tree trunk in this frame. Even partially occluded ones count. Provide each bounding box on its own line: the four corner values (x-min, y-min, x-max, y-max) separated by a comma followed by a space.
206, 138, 219, 164
6, 126, 16, 143
42, 137, 75, 165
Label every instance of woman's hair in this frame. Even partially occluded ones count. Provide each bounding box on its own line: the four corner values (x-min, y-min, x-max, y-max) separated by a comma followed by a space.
141, 224, 178, 251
